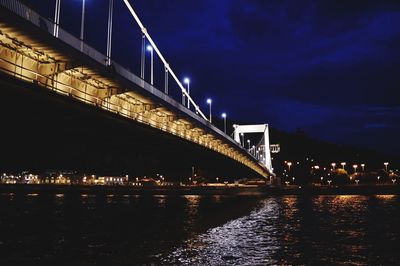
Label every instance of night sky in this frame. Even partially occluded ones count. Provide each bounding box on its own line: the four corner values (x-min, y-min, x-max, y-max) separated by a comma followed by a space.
31, 0, 400, 155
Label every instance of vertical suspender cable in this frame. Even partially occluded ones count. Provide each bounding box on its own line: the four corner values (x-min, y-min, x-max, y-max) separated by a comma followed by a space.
106, 0, 113, 66
53, 0, 61, 37
164, 67, 169, 94
141, 35, 145, 79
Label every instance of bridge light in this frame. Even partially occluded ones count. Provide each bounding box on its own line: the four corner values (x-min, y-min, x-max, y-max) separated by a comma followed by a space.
146, 45, 153, 51
206, 99, 212, 123
183, 78, 190, 109
221, 113, 227, 134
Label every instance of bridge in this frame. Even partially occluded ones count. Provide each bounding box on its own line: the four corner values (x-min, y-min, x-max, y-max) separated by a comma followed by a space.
0, 0, 277, 180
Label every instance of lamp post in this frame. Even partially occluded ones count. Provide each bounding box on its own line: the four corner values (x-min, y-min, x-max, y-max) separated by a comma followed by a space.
361, 163, 365, 172
221, 113, 227, 133
247, 139, 250, 150
80, 0, 86, 51
353, 164, 358, 174
184, 78, 190, 108
240, 133, 244, 146
147, 45, 154, 85
206, 98, 212, 122
341, 162, 346, 170
331, 162, 336, 170
384, 162, 389, 172
287, 162, 292, 172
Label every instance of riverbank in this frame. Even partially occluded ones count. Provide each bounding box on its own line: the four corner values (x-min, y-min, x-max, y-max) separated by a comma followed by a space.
0, 184, 399, 196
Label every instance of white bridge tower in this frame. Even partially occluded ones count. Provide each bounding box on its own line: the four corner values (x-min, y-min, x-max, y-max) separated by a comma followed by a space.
233, 124, 275, 175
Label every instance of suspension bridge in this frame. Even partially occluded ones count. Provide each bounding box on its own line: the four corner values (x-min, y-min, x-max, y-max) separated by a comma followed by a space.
0, 0, 279, 180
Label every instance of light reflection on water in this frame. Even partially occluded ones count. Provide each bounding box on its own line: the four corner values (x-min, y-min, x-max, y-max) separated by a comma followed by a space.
160, 195, 400, 265
161, 198, 280, 265
0, 193, 399, 265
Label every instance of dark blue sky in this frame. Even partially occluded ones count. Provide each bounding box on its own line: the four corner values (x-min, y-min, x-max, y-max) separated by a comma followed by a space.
33, 0, 400, 154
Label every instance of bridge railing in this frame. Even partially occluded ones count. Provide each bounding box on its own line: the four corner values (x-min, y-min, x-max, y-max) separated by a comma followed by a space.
0, 0, 265, 170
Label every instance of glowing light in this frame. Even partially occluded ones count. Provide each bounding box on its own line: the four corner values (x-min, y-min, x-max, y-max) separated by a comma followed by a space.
384, 162, 389, 171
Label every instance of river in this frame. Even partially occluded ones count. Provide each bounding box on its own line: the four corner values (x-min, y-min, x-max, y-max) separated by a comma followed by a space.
0, 192, 399, 265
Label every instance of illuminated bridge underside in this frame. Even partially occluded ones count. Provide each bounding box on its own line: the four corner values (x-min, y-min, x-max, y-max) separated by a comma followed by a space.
0, 8, 270, 178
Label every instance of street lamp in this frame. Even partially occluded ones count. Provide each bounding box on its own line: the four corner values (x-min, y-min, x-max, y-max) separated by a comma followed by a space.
331, 162, 336, 170
184, 78, 190, 108
341, 162, 346, 170
206, 98, 212, 122
353, 164, 358, 174
240, 133, 244, 146
221, 113, 227, 134
384, 162, 389, 172
287, 162, 292, 171
247, 139, 251, 150
147, 45, 154, 85
361, 163, 365, 172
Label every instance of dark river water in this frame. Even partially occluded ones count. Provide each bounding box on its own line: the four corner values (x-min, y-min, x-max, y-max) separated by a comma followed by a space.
0, 192, 399, 265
